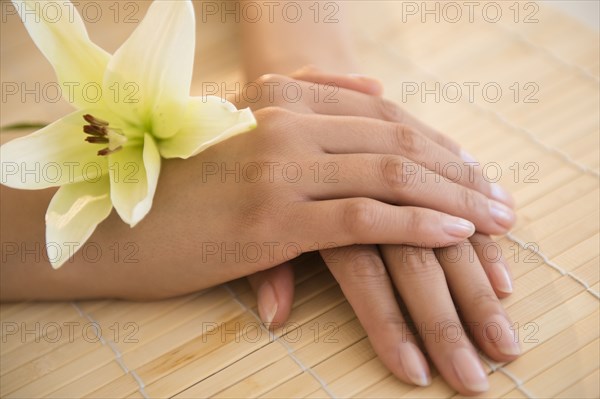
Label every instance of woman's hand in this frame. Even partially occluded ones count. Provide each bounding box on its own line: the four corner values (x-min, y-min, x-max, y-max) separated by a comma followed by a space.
246, 68, 518, 395
319, 237, 518, 396
1, 74, 514, 300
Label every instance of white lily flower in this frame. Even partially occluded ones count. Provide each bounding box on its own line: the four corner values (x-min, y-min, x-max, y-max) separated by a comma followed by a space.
1, 0, 257, 268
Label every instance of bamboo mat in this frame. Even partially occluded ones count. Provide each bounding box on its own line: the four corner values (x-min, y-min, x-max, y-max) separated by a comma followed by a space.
1, 1, 599, 398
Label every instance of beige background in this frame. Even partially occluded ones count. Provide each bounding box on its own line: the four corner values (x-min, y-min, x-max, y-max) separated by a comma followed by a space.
1, 1, 599, 398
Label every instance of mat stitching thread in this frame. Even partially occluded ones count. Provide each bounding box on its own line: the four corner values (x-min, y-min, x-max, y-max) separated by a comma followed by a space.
362, 31, 600, 178
71, 302, 149, 399
497, 23, 599, 84
506, 233, 600, 300
223, 284, 337, 398
360, 29, 600, 299
480, 355, 536, 398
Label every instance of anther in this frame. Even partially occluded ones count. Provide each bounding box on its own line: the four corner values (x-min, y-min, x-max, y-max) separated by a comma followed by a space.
83, 114, 127, 157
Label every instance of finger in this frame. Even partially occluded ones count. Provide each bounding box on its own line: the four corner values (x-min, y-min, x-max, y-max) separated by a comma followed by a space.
284, 75, 462, 155
381, 245, 489, 395
469, 233, 514, 297
435, 241, 521, 362
247, 262, 295, 327
321, 245, 430, 386
252, 75, 507, 204
290, 65, 384, 96
305, 114, 513, 207
317, 89, 462, 155
303, 153, 515, 234
289, 198, 475, 251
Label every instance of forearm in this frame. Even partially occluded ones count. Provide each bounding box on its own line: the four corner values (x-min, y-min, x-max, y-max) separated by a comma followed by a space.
1, 158, 227, 302
239, 0, 358, 78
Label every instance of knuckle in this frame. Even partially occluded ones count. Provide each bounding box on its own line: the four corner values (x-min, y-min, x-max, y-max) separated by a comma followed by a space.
400, 210, 424, 244
256, 105, 291, 122
471, 286, 500, 309
417, 312, 462, 342
346, 252, 388, 279
460, 188, 481, 213
374, 97, 405, 123
343, 198, 379, 236
438, 134, 461, 155
404, 213, 420, 241
379, 312, 409, 334
379, 155, 411, 192
255, 106, 296, 134
391, 247, 440, 277
254, 74, 295, 107
394, 125, 425, 156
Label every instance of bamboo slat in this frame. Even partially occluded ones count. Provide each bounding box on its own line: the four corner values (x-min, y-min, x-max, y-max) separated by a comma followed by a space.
1, 1, 598, 398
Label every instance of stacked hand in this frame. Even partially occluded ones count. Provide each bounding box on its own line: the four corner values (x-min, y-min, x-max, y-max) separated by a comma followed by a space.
0, 64, 518, 395
245, 67, 518, 395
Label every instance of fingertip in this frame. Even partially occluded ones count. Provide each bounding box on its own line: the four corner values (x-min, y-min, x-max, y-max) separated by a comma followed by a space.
250, 264, 295, 328
442, 215, 476, 239
489, 200, 517, 231
491, 260, 513, 296
398, 342, 431, 387
490, 183, 516, 208
347, 73, 384, 96
270, 275, 295, 327
451, 348, 490, 395
257, 281, 278, 326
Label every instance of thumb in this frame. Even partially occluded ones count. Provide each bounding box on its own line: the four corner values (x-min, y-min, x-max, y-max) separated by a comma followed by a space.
247, 262, 295, 328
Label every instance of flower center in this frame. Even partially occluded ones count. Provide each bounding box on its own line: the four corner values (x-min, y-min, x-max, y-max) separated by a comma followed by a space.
83, 114, 128, 156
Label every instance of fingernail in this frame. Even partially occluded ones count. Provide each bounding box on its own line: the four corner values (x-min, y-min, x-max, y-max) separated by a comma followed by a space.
399, 343, 431, 387
443, 216, 475, 238
257, 282, 278, 326
452, 348, 489, 393
460, 149, 478, 163
490, 183, 514, 207
348, 73, 369, 78
488, 315, 521, 356
489, 200, 515, 228
348, 74, 384, 94
491, 261, 513, 294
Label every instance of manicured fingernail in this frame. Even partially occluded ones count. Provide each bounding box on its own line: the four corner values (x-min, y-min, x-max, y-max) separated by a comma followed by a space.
460, 149, 478, 163
399, 343, 431, 387
490, 183, 514, 207
257, 282, 278, 326
443, 216, 475, 238
489, 200, 515, 228
348, 74, 384, 94
488, 314, 521, 356
452, 348, 489, 393
491, 261, 513, 294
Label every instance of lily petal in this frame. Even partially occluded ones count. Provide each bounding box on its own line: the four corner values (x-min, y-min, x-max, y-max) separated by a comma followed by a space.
109, 134, 160, 227
104, 0, 195, 139
12, 0, 110, 109
159, 96, 257, 159
0, 111, 108, 189
45, 176, 113, 269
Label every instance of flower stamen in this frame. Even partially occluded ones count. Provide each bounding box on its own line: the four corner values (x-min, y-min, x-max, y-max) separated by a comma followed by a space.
83, 114, 109, 126
83, 114, 127, 156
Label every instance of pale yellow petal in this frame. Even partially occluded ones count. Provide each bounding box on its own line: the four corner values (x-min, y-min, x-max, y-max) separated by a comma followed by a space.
45, 176, 112, 269
108, 134, 160, 227
0, 111, 108, 189
103, 0, 195, 139
12, 0, 110, 109
159, 96, 257, 159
